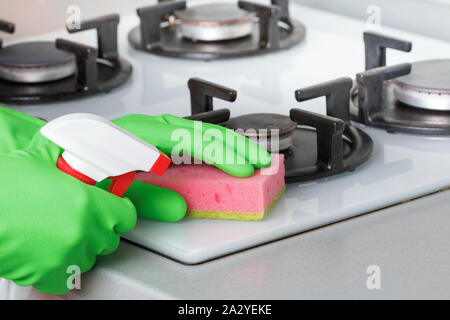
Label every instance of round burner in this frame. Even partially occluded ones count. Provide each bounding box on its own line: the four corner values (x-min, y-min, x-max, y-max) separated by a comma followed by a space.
174, 3, 256, 42
223, 113, 298, 151
392, 59, 450, 111
0, 41, 76, 83
129, 2, 306, 60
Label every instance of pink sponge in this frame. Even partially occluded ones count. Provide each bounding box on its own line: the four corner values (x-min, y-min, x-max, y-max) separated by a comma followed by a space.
136, 154, 285, 221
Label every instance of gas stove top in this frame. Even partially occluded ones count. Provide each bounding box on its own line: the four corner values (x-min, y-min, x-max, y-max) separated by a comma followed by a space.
3, 2, 450, 264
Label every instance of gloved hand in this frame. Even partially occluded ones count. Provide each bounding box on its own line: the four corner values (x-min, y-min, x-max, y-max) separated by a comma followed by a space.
109, 114, 272, 222
0, 107, 271, 295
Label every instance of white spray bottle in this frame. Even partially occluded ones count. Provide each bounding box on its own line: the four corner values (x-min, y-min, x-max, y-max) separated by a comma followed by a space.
41, 113, 171, 197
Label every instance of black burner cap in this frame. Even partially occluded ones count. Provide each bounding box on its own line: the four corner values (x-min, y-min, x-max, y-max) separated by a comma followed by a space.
223, 113, 298, 137
0, 41, 74, 68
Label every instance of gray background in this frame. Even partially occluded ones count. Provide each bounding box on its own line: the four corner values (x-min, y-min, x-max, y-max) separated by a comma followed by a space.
295, 0, 450, 42
2, 0, 450, 42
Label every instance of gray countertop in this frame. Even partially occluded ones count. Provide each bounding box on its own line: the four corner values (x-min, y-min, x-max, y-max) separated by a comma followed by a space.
63, 189, 450, 300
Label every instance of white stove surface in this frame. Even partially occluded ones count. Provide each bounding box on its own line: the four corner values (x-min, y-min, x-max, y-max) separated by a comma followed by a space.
5, 2, 450, 264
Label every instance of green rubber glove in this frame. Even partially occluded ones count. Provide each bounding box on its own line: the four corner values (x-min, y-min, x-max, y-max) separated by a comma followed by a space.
0, 107, 272, 295
0, 108, 137, 295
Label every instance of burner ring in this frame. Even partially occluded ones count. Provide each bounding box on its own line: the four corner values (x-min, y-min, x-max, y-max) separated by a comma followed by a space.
175, 3, 256, 42
392, 59, 450, 111
175, 3, 255, 26
0, 57, 132, 105
0, 41, 76, 83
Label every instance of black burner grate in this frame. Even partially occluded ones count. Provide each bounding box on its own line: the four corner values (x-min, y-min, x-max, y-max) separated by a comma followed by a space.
184, 78, 373, 183
128, 0, 306, 60
350, 32, 450, 135
0, 14, 132, 105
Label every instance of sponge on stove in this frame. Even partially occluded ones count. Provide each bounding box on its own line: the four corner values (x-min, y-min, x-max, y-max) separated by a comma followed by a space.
136, 154, 285, 221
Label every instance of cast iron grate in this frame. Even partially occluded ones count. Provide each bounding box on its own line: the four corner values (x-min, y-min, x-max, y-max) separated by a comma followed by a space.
0, 14, 132, 105
350, 32, 450, 135
128, 0, 306, 60
184, 78, 373, 183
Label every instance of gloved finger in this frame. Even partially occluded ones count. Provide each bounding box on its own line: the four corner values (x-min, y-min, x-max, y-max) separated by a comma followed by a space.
97, 232, 121, 256
147, 114, 272, 169
167, 115, 272, 169
74, 204, 122, 256
113, 114, 255, 177
97, 180, 187, 222
195, 125, 255, 177
33, 254, 97, 295
112, 114, 180, 155
88, 186, 138, 234
203, 122, 272, 169
118, 114, 271, 170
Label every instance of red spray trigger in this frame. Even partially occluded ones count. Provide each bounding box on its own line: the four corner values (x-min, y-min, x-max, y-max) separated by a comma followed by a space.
107, 153, 170, 196
58, 156, 135, 197
42, 113, 171, 197
108, 171, 137, 197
